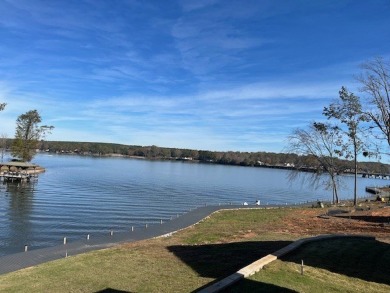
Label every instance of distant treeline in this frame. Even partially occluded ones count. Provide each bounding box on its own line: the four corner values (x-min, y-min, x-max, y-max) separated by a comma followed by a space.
3, 139, 389, 175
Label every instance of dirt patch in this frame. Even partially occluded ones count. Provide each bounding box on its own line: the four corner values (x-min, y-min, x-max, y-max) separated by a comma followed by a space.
280, 203, 390, 242
241, 230, 257, 239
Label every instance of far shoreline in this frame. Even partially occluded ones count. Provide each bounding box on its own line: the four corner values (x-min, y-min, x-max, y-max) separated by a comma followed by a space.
36, 150, 390, 180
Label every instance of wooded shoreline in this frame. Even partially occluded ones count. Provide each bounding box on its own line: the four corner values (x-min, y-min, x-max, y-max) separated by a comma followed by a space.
2, 139, 388, 175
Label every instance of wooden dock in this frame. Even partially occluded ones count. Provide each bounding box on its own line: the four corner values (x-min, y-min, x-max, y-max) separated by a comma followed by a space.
365, 187, 382, 194
0, 172, 36, 182
365, 186, 390, 195
0, 161, 42, 182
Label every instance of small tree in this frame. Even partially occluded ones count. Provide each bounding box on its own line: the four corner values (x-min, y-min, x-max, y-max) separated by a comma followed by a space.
0, 103, 7, 162
11, 110, 54, 162
0, 133, 8, 162
323, 87, 369, 206
288, 122, 342, 204
357, 57, 390, 149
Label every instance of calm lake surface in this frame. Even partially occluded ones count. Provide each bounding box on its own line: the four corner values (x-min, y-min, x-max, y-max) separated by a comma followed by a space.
0, 154, 386, 256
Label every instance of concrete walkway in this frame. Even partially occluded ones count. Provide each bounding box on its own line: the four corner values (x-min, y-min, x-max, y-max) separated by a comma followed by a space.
0, 204, 261, 275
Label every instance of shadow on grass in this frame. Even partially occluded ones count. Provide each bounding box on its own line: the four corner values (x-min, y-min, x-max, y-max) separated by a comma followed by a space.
281, 237, 390, 285
168, 241, 291, 279
223, 279, 298, 292
335, 215, 390, 223
168, 240, 291, 291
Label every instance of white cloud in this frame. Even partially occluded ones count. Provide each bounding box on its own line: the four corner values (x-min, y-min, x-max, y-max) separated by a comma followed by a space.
179, 0, 219, 12
198, 81, 337, 101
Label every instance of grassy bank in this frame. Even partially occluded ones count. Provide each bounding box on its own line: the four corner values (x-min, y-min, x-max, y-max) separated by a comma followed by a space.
0, 207, 388, 292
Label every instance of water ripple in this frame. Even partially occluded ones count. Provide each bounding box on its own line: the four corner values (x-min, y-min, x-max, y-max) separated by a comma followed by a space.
0, 154, 384, 256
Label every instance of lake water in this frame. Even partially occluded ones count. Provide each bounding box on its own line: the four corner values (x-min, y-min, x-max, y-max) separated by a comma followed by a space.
0, 154, 386, 256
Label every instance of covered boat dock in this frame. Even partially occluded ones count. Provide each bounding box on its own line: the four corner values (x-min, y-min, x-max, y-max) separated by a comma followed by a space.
0, 161, 39, 182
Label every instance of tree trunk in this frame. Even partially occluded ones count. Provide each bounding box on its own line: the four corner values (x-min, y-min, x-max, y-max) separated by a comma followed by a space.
330, 174, 339, 204
354, 139, 358, 206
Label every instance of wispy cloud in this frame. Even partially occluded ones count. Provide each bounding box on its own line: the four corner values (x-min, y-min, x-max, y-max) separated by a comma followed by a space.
179, 0, 219, 12
172, 2, 268, 79
1, 0, 389, 152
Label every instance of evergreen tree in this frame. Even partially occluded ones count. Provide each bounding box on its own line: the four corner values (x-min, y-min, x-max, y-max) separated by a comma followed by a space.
12, 110, 53, 162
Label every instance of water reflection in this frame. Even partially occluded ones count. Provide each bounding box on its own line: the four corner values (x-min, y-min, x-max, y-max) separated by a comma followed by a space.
1, 180, 36, 254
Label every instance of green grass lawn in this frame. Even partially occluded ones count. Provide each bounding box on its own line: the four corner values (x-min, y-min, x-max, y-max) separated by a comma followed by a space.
0, 208, 388, 292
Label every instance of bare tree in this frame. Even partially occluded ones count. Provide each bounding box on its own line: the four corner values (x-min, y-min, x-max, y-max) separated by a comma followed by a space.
324, 87, 369, 206
357, 57, 390, 150
288, 122, 342, 204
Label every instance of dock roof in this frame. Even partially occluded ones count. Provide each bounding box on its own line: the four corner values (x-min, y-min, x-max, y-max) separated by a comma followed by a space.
0, 161, 38, 169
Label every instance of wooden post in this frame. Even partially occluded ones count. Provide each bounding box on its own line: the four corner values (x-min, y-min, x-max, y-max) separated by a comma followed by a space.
24, 245, 28, 252
87, 234, 90, 240
301, 260, 304, 275
131, 226, 134, 232
110, 230, 113, 236
65, 250, 68, 258
63, 237, 67, 245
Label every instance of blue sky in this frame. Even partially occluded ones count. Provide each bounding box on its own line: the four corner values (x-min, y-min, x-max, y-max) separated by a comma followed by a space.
1, 0, 389, 152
